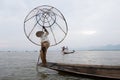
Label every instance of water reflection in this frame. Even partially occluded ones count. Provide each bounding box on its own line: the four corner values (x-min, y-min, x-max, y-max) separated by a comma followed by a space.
37, 67, 91, 80
47, 51, 120, 65
0, 51, 120, 80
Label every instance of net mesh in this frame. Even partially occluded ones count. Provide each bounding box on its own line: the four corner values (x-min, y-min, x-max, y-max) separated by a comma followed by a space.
24, 5, 68, 46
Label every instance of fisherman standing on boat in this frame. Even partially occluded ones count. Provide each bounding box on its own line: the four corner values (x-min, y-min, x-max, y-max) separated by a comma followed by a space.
36, 26, 50, 66
62, 46, 66, 52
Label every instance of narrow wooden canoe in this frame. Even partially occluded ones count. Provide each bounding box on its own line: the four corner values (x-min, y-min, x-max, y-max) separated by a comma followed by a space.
37, 62, 120, 79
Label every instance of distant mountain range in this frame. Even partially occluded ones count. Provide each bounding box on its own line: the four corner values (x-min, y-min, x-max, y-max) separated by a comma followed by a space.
90, 44, 120, 51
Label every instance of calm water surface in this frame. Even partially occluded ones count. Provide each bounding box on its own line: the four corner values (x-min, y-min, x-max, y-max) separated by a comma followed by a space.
0, 51, 120, 80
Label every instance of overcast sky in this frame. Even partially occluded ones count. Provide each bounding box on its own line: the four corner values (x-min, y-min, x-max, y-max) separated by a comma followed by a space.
0, 0, 120, 51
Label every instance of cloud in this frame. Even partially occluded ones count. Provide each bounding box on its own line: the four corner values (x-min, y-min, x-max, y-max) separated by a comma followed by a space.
1, 0, 120, 50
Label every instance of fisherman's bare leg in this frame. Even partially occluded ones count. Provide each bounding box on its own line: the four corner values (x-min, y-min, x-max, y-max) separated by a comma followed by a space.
40, 50, 45, 64
40, 41, 50, 66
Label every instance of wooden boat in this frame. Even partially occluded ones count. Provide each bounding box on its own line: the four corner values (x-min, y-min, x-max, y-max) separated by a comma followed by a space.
63, 50, 75, 54
37, 62, 120, 79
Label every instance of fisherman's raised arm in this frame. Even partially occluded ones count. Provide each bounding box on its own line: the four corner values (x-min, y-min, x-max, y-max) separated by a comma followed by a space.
43, 26, 49, 35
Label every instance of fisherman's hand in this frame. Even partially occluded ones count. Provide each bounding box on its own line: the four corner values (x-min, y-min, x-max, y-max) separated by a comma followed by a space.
43, 26, 45, 29
43, 26, 48, 32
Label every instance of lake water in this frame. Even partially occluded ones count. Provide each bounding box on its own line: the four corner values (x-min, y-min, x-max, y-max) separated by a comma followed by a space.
0, 51, 120, 80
